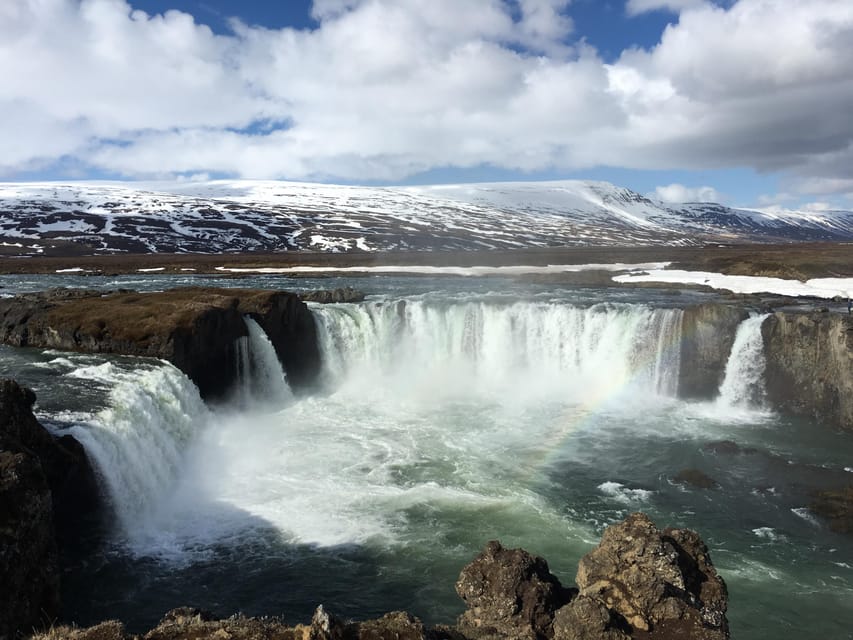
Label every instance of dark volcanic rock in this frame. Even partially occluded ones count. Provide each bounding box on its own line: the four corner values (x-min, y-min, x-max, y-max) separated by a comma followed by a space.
810, 487, 853, 533
575, 513, 728, 639
455, 540, 573, 639
679, 304, 749, 398
0, 381, 61, 640
300, 287, 366, 304
701, 440, 758, 456
0, 287, 320, 400
552, 595, 629, 640
673, 469, 720, 490
762, 312, 853, 430
0, 379, 101, 545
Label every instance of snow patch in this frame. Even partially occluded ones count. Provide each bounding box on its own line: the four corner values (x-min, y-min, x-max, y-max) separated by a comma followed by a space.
614, 269, 853, 299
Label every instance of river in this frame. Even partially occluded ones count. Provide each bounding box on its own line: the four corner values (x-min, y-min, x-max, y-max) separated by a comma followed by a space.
1, 273, 851, 638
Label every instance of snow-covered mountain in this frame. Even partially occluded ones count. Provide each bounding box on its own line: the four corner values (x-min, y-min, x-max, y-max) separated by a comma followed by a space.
1, 180, 851, 255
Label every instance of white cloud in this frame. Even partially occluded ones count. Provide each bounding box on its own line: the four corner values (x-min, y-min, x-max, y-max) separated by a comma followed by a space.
654, 184, 723, 203
625, 0, 708, 16
0, 0, 852, 189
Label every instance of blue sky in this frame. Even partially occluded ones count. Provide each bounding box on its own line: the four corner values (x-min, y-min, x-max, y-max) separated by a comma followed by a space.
1, 0, 851, 209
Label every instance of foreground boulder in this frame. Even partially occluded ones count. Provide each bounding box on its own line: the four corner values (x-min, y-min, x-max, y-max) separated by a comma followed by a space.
455, 514, 727, 640
0, 287, 320, 400
455, 541, 573, 639
576, 513, 728, 639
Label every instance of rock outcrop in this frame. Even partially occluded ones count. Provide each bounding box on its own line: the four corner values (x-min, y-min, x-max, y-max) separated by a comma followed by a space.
762, 311, 853, 430
575, 513, 728, 639
34, 606, 432, 640
21, 514, 728, 640
0, 380, 101, 546
810, 487, 853, 533
300, 287, 366, 304
679, 304, 749, 398
454, 513, 727, 640
0, 288, 320, 400
673, 469, 719, 490
0, 381, 61, 639
455, 541, 573, 639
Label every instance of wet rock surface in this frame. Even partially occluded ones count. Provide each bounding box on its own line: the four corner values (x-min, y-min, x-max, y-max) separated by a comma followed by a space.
678, 304, 749, 399
455, 540, 573, 639
0, 287, 320, 400
810, 487, 853, 533
673, 469, 719, 490
762, 312, 853, 431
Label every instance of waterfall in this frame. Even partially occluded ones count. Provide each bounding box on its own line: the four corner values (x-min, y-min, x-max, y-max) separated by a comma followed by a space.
717, 314, 770, 409
235, 316, 293, 408
67, 361, 209, 535
312, 300, 683, 402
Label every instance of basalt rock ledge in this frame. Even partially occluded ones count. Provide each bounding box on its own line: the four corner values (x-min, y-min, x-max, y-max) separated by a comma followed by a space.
0, 287, 320, 400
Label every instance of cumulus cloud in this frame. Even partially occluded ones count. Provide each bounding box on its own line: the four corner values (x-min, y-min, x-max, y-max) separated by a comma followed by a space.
0, 0, 852, 191
654, 184, 724, 203
625, 0, 707, 16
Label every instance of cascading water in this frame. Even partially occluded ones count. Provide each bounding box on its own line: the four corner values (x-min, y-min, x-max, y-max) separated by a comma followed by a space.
9, 286, 852, 640
313, 300, 683, 402
717, 314, 770, 410
67, 361, 209, 538
234, 316, 293, 408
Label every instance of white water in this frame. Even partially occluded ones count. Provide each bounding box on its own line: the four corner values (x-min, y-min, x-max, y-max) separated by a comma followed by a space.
66, 299, 688, 554
314, 300, 683, 403
235, 316, 293, 408
67, 361, 209, 537
717, 314, 770, 411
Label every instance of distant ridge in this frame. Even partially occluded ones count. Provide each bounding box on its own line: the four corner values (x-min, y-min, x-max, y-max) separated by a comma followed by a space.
1, 180, 852, 255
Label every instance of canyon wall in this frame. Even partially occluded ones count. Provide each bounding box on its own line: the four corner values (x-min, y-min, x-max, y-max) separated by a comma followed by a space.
762, 311, 853, 431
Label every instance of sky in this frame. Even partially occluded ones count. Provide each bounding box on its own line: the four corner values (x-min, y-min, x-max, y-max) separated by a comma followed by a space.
1, 0, 852, 209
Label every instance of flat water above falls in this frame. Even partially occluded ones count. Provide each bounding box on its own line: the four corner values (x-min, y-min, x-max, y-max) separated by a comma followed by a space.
1, 277, 852, 638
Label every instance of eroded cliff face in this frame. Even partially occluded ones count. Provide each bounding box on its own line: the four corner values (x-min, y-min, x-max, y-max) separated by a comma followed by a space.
0, 288, 320, 400
679, 304, 749, 399
762, 312, 853, 431
0, 379, 92, 640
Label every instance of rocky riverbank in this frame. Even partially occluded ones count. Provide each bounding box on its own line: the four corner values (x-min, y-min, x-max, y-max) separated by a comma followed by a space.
24, 513, 729, 640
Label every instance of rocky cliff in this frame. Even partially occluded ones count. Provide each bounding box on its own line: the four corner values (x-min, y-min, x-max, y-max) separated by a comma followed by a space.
762, 311, 853, 431
0, 288, 320, 400
25, 513, 728, 640
679, 303, 749, 398
0, 379, 100, 640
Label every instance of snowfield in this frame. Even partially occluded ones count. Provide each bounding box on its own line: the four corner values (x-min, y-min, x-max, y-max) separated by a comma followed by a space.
1, 179, 852, 255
